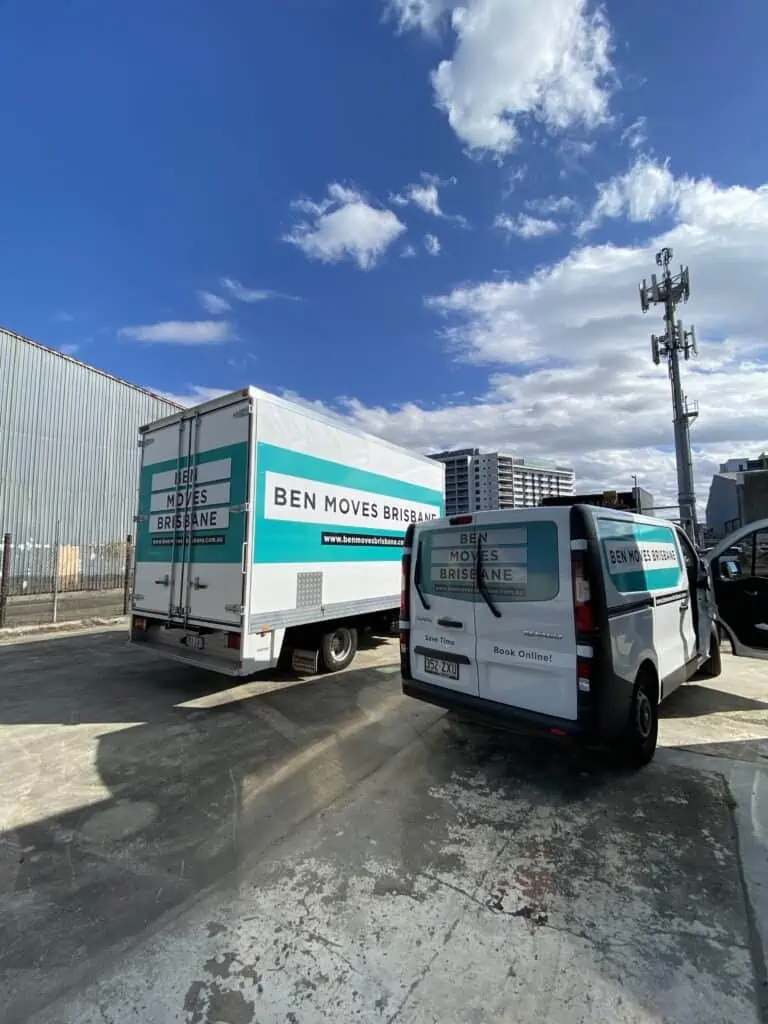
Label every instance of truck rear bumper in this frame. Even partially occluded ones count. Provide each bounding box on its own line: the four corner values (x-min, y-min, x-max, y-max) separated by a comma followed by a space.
128, 637, 258, 676
402, 677, 597, 744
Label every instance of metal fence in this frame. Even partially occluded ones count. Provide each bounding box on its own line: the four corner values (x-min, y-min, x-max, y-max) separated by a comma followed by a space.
0, 532, 134, 629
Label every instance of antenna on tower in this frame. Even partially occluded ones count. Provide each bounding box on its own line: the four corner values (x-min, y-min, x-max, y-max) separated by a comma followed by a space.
638, 247, 699, 540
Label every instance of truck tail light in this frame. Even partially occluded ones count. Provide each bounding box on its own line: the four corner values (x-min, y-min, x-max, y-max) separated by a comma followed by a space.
227, 632, 241, 650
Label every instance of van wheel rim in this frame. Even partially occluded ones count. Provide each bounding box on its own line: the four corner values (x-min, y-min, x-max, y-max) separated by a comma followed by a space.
636, 693, 653, 739
330, 631, 351, 662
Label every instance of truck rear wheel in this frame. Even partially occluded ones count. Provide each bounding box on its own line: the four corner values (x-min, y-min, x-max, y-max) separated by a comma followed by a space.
319, 626, 358, 673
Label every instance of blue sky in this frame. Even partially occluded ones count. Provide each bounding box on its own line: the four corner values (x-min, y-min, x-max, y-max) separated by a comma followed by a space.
2, 0, 767, 505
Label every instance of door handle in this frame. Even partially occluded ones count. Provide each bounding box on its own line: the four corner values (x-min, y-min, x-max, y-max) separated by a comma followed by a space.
437, 617, 463, 629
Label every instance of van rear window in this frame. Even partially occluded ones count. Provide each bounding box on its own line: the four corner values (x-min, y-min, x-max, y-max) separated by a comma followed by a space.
418, 521, 560, 603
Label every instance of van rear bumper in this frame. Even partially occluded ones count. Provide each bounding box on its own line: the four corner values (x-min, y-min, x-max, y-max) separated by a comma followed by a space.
402, 678, 595, 743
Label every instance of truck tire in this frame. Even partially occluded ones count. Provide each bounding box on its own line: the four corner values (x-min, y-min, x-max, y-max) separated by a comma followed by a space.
621, 669, 658, 769
319, 626, 358, 673
698, 629, 722, 679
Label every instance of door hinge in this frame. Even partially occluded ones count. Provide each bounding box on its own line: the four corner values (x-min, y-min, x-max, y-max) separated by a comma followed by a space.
231, 503, 252, 514
138, 436, 155, 448
154, 574, 170, 586
233, 406, 251, 419
134, 513, 150, 523
225, 603, 245, 615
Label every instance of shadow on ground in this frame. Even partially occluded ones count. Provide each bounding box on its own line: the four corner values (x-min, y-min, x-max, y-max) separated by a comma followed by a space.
0, 632, 762, 1023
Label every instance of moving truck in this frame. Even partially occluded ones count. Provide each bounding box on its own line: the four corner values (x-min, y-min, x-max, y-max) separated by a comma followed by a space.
130, 387, 444, 676
400, 505, 721, 767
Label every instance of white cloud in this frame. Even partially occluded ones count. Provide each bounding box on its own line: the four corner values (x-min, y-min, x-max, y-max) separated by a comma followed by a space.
220, 278, 300, 303
524, 194, 576, 215
391, 172, 468, 225
59, 343, 79, 356
198, 291, 231, 315
118, 321, 232, 344
387, 0, 452, 32
494, 213, 560, 238
292, 168, 768, 518
53, 311, 74, 323
424, 233, 442, 255
579, 157, 681, 233
283, 183, 406, 270
155, 386, 232, 408
390, 0, 615, 155
401, 244, 418, 258
621, 115, 648, 151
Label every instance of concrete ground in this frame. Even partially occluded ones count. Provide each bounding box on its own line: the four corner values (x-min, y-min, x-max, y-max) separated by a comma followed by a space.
0, 631, 766, 1024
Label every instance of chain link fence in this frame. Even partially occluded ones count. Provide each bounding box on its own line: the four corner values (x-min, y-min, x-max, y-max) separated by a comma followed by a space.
0, 532, 134, 629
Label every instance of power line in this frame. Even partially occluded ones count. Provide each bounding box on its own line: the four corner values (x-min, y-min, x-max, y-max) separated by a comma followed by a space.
638, 247, 699, 540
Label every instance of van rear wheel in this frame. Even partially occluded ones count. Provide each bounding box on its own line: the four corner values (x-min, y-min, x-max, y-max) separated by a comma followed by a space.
622, 671, 658, 768
319, 626, 358, 673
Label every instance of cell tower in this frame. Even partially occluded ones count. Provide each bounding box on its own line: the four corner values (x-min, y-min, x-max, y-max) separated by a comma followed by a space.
638, 247, 699, 539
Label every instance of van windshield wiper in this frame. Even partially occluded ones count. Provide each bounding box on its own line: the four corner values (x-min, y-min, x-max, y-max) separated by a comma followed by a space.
477, 536, 502, 618
414, 540, 431, 610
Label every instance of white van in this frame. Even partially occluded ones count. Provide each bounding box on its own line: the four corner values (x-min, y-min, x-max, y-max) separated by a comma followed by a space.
399, 505, 720, 767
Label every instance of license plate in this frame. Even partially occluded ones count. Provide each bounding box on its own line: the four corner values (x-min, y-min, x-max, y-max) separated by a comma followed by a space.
424, 656, 459, 680
183, 635, 205, 651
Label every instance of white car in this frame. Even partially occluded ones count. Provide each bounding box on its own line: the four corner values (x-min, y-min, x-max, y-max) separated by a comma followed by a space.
399, 504, 722, 768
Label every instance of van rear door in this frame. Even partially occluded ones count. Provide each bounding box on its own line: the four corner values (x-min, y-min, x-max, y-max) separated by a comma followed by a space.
471, 508, 578, 720
407, 520, 480, 697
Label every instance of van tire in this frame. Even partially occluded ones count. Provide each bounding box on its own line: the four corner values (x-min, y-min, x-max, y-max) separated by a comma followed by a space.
319, 626, 358, 673
699, 630, 722, 679
622, 670, 659, 768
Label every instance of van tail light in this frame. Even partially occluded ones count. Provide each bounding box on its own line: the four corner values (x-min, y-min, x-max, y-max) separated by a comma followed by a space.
577, 655, 592, 694
399, 525, 415, 680
571, 548, 595, 635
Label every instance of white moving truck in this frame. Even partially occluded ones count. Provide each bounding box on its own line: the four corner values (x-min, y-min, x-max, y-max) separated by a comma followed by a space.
130, 387, 444, 676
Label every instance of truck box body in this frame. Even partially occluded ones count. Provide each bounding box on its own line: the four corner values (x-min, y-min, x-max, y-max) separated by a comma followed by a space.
130, 387, 444, 675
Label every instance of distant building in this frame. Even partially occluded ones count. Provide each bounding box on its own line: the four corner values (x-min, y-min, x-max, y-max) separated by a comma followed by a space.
706, 456, 768, 539
428, 447, 575, 516
541, 487, 654, 515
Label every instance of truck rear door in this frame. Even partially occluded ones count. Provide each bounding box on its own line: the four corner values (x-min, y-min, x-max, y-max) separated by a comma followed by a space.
407, 519, 480, 697
471, 508, 578, 720
133, 392, 252, 628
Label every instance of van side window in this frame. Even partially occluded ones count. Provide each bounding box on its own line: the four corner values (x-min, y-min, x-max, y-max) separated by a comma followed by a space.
597, 517, 683, 593
676, 531, 698, 574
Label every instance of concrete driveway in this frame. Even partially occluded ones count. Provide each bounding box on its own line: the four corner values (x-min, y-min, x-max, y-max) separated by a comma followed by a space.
0, 630, 766, 1023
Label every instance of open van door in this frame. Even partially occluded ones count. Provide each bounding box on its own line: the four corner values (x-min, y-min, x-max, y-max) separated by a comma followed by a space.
707, 517, 768, 660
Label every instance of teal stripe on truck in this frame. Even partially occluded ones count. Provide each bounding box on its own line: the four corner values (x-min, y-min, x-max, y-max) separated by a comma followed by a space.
254, 442, 444, 564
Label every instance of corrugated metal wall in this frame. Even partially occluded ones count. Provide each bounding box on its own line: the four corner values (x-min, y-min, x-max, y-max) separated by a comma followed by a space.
0, 327, 180, 592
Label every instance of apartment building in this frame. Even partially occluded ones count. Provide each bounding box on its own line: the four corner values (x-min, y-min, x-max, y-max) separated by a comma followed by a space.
429, 448, 575, 516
